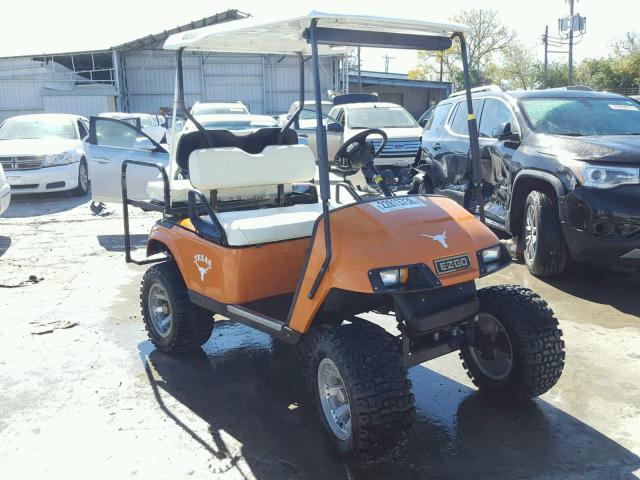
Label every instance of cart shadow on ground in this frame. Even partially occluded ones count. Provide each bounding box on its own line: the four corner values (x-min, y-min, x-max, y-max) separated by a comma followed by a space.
2, 191, 89, 217
137, 320, 640, 480
97, 234, 148, 252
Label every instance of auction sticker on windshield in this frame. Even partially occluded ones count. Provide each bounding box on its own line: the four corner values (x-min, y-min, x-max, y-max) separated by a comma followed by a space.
370, 197, 424, 213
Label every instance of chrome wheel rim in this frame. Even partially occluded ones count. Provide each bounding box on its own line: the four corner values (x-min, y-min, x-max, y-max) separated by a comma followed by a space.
79, 163, 89, 191
318, 358, 352, 441
148, 283, 172, 337
524, 204, 538, 263
469, 313, 514, 381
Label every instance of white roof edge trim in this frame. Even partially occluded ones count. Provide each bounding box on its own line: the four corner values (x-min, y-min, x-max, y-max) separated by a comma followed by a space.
163, 12, 469, 55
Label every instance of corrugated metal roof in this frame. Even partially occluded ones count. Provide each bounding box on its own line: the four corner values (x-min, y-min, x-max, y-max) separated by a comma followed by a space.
114, 9, 250, 52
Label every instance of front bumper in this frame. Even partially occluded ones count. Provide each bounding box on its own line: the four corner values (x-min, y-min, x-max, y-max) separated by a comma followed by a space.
561, 184, 640, 268
4, 162, 79, 194
0, 182, 10, 215
374, 155, 415, 168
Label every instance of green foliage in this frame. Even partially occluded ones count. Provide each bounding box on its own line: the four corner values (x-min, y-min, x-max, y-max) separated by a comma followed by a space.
410, 9, 640, 94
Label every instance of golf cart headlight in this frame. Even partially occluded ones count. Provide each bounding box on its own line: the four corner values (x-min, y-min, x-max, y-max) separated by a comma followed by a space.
477, 244, 510, 276
569, 161, 639, 189
481, 246, 501, 263
379, 267, 409, 287
43, 152, 72, 166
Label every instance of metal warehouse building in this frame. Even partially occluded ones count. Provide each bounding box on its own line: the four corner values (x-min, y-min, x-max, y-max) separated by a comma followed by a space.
0, 9, 344, 122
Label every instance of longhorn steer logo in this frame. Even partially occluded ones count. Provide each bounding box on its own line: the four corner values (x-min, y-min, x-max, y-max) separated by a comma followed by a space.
194, 254, 212, 281
421, 231, 448, 248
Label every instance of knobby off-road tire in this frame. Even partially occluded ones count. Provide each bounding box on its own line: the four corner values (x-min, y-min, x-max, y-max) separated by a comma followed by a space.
522, 190, 568, 277
140, 262, 213, 354
460, 286, 565, 402
305, 322, 415, 462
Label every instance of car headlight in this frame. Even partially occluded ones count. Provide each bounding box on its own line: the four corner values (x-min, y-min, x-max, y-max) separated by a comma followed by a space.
569, 161, 639, 189
378, 267, 409, 287
43, 152, 73, 167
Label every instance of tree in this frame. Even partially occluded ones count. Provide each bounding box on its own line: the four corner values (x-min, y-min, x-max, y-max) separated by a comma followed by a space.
612, 32, 640, 56
500, 43, 542, 90
409, 9, 515, 88
536, 63, 568, 88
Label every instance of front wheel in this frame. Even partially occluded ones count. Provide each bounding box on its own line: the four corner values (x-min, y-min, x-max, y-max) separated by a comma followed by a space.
140, 262, 214, 354
460, 286, 565, 402
305, 323, 415, 462
522, 190, 568, 276
73, 160, 89, 196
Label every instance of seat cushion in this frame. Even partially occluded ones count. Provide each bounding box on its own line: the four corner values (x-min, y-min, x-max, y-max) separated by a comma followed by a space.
204, 203, 324, 246
146, 179, 292, 203
189, 144, 316, 191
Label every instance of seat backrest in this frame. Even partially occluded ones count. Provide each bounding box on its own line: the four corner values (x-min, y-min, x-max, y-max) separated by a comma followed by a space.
176, 127, 298, 172
189, 144, 316, 201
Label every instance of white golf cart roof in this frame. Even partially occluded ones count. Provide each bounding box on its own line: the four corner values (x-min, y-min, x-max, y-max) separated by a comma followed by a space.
163, 12, 469, 55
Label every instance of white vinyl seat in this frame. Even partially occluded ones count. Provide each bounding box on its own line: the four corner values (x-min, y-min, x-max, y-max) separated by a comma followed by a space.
146, 179, 292, 203
204, 202, 324, 245
163, 143, 322, 246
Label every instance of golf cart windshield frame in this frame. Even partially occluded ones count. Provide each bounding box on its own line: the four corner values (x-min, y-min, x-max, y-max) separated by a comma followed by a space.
169, 17, 485, 298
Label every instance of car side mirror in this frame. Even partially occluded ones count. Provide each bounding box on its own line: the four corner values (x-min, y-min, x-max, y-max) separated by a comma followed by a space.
327, 122, 343, 133
135, 137, 156, 151
492, 122, 520, 143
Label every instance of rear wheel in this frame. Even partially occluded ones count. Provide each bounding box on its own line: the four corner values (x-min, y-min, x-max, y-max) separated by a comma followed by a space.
460, 286, 565, 402
522, 190, 568, 276
140, 262, 213, 353
305, 323, 415, 462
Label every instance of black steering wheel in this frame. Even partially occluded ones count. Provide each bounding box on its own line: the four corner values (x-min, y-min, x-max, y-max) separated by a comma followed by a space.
333, 128, 388, 175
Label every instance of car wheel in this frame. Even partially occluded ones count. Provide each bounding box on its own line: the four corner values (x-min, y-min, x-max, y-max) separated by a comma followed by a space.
140, 262, 214, 354
460, 285, 565, 402
522, 190, 568, 276
73, 160, 89, 196
305, 322, 415, 462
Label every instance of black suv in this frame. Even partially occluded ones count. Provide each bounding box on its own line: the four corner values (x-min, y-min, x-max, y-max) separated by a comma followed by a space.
411, 86, 640, 276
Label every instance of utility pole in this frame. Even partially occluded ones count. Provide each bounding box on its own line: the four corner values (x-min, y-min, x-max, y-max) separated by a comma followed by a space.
382, 54, 395, 73
439, 54, 444, 82
568, 0, 575, 85
543, 25, 549, 88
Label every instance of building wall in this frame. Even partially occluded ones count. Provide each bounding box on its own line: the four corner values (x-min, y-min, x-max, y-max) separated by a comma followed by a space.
122, 50, 339, 116
351, 83, 450, 118
0, 57, 116, 122
0, 49, 341, 122
42, 95, 116, 117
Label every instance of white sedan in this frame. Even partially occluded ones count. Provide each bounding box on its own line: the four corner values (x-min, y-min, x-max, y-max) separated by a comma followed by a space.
0, 114, 90, 196
0, 163, 10, 215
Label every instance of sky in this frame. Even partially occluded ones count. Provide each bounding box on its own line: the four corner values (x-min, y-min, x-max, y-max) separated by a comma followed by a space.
1, 0, 638, 74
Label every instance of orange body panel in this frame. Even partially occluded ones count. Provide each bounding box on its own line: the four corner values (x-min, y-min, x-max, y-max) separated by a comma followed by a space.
148, 195, 499, 333
287, 196, 499, 333
148, 223, 309, 304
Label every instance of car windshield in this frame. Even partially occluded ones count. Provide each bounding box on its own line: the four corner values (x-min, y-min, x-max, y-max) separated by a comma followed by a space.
0, 117, 76, 140
200, 120, 277, 130
192, 105, 248, 115
139, 116, 157, 128
348, 106, 418, 129
299, 104, 331, 120
520, 97, 640, 136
